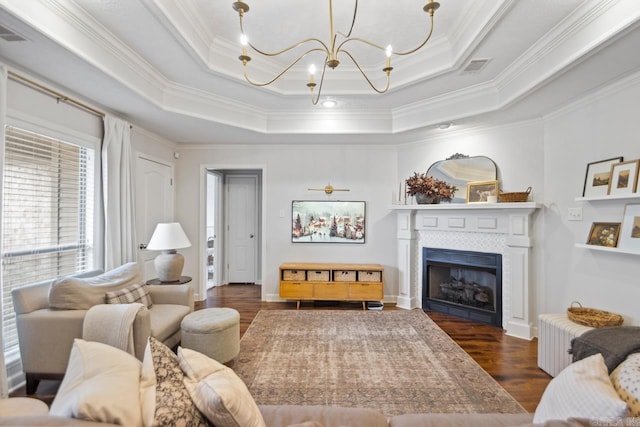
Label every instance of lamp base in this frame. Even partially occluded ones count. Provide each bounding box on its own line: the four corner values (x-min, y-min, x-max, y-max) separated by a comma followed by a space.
154, 250, 184, 282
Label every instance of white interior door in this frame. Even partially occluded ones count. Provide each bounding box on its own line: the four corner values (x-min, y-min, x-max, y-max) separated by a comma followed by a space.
226, 175, 258, 283
135, 155, 173, 280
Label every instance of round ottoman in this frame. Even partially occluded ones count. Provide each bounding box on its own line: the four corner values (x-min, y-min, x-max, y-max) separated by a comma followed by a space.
181, 308, 240, 363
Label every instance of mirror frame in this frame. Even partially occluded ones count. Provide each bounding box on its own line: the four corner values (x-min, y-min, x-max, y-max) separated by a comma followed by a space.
426, 154, 498, 203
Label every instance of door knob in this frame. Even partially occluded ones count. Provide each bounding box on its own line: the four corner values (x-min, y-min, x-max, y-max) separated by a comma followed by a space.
139, 243, 147, 249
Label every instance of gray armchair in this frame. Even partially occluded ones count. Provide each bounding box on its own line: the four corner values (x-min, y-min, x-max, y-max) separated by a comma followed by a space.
12, 269, 193, 394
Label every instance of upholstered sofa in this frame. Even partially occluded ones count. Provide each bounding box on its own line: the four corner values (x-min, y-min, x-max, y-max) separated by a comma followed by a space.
2, 340, 639, 427
11, 262, 193, 394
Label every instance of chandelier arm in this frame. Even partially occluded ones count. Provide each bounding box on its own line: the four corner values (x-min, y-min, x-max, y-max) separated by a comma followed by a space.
240, 12, 330, 57
342, 50, 391, 94
310, 60, 329, 105
343, 0, 358, 38
336, 37, 387, 55
389, 15, 435, 56
243, 49, 327, 87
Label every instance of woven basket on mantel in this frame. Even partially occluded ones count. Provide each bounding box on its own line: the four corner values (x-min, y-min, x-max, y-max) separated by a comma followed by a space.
567, 301, 623, 328
499, 186, 531, 203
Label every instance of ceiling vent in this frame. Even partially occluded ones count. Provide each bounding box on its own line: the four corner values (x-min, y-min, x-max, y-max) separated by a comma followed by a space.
462, 58, 491, 73
0, 24, 27, 42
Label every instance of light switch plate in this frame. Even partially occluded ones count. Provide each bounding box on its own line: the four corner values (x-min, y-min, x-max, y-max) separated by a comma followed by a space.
568, 207, 582, 221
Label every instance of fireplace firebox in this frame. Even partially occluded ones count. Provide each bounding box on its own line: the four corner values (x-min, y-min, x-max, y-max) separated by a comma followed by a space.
422, 248, 502, 327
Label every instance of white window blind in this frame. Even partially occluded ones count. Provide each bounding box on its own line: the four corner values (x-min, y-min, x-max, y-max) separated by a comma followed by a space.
2, 126, 95, 355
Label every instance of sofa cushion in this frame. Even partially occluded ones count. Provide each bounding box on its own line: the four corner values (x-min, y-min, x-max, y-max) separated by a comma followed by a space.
258, 405, 388, 427
140, 337, 208, 427
49, 339, 143, 427
49, 262, 141, 309
611, 352, 640, 417
178, 346, 266, 427
533, 353, 628, 423
105, 282, 153, 308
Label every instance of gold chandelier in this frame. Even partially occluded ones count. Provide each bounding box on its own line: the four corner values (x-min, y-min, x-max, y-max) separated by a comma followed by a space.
232, 1, 441, 105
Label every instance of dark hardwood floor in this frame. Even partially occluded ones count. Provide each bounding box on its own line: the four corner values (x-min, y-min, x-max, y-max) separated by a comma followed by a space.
12, 283, 551, 413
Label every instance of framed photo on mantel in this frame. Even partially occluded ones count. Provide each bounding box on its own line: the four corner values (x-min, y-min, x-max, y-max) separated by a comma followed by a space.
582, 157, 623, 197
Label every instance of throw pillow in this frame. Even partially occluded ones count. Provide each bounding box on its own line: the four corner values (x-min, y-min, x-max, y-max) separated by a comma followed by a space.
611, 352, 640, 417
49, 339, 143, 427
49, 261, 142, 309
141, 337, 209, 427
105, 282, 153, 308
533, 353, 629, 423
178, 347, 266, 427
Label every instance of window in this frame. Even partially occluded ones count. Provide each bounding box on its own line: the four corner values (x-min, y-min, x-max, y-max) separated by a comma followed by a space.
1, 126, 95, 357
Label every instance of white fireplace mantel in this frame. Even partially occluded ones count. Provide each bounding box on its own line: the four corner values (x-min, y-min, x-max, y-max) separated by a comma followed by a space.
390, 202, 541, 340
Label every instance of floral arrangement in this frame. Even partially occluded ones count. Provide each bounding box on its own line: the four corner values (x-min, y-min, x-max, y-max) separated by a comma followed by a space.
405, 172, 457, 201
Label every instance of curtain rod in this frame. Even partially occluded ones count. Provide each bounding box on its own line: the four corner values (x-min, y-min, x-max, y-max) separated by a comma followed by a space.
8, 70, 106, 119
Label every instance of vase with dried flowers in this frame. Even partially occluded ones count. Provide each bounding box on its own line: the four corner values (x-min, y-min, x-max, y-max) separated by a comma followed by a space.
405, 172, 457, 204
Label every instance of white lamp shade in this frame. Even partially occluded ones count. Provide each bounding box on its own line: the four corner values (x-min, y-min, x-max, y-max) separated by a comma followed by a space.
146, 222, 191, 251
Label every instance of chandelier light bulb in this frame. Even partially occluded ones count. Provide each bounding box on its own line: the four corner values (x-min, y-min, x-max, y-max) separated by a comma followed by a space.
386, 45, 392, 58
240, 34, 248, 46
309, 64, 316, 76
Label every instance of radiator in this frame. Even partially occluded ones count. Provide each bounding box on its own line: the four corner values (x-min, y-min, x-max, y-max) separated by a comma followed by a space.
537, 313, 594, 377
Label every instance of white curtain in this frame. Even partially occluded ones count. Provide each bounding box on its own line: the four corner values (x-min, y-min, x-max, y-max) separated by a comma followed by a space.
102, 115, 137, 271
0, 64, 9, 398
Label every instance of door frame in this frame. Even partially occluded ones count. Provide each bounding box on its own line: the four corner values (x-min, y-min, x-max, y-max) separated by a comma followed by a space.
199, 164, 266, 301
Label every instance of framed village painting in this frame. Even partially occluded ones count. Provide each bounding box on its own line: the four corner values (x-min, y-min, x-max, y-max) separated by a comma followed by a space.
291, 200, 365, 244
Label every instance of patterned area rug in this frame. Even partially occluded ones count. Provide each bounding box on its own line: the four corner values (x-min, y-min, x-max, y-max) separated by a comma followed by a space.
234, 309, 526, 416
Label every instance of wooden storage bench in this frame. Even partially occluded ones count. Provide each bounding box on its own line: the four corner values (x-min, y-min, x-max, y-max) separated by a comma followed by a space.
279, 262, 384, 310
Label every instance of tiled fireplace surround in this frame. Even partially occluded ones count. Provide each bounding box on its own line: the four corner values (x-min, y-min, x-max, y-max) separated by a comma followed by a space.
392, 203, 540, 340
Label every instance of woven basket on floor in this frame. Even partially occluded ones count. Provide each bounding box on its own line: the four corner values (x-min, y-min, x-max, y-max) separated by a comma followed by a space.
567, 301, 623, 328
499, 186, 531, 203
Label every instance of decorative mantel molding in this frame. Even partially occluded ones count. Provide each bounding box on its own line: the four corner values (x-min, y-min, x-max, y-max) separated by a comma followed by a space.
390, 202, 541, 340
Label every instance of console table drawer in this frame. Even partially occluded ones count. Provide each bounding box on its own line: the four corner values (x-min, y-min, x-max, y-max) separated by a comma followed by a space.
307, 270, 330, 281
358, 271, 382, 282
349, 282, 383, 300
280, 282, 313, 299
282, 270, 306, 281
314, 282, 348, 299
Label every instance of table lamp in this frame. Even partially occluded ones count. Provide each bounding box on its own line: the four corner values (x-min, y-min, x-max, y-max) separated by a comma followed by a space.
146, 222, 191, 282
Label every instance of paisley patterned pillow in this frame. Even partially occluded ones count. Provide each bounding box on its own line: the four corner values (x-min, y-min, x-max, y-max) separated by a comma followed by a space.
147, 337, 209, 427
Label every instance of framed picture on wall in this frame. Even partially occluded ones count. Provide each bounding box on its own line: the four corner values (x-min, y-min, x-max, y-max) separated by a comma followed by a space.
618, 204, 640, 252
608, 160, 639, 196
586, 222, 621, 248
466, 180, 499, 203
291, 200, 366, 244
582, 157, 623, 197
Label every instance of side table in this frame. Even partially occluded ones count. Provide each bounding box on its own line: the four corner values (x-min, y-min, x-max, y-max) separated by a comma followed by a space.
145, 276, 192, 285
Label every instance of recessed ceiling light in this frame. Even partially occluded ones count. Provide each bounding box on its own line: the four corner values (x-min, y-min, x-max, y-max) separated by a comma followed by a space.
322, 99, 337, 108
438, 123, 452, 129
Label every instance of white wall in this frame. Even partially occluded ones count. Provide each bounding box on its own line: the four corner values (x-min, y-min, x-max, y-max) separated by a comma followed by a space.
541, 72, 640, 325
174, 144, 399, 302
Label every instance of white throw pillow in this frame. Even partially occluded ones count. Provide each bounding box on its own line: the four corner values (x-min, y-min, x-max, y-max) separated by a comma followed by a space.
611, 352, 640, 417
49, 339, 143, 427
533, 353, 629, 423
178, 347, 266, 427
49, 262, 142, 309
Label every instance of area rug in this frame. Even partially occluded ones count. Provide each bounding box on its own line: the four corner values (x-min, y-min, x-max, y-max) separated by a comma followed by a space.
234, 309, 526, 416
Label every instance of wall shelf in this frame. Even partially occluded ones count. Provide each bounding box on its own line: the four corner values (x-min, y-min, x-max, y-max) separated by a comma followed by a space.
575, 243, 640, 256
575, 194, 640, 202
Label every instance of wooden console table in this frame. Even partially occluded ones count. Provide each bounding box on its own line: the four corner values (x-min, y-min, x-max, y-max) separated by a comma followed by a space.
279, 262, 383, 310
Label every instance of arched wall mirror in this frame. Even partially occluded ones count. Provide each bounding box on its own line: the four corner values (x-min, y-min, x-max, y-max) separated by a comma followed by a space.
427, 155, 498, 203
